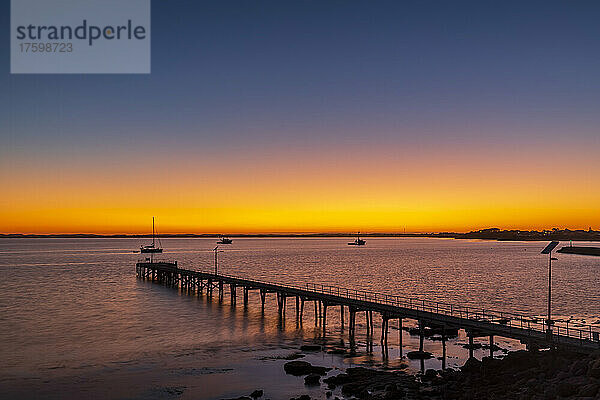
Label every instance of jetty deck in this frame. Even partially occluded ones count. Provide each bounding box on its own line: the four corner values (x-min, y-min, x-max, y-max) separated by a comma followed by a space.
136, 261, 600, 355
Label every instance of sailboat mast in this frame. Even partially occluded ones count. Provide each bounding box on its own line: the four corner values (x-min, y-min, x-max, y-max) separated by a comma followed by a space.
152, 217, 155, 246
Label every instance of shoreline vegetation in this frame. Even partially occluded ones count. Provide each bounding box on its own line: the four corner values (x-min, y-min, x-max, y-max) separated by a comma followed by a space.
2, 228, 600, 241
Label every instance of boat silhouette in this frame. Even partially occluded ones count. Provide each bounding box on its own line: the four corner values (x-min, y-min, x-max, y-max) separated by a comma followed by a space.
348, 232, 366, 246
140, 217, 163, 253
217, 235, 233, 244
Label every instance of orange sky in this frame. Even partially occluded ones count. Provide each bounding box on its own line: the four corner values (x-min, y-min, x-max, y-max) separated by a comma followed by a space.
1, 140, 598, 234
3, 1, 600, 235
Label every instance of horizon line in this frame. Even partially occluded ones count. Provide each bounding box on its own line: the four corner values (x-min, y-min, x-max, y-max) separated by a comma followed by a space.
1, 227, 598, 238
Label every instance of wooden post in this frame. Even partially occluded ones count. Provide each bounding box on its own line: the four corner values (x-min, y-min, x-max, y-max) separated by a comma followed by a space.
385, 318, 389, 346
340, 305, 344, 330
469, 334, 474, 359
277, 293, 284, 316
398, 318, 403, 358
419, 320, 424, 353
260, 289, 266, 310
230, 284, 236, 304
489, 335, 494, 358
349, 307, 356, 343
314, 301, 318, 326
442, 327, 446, 369
300, 298, 305, 324
318, 301, 322, 326
243, 287, 249, 307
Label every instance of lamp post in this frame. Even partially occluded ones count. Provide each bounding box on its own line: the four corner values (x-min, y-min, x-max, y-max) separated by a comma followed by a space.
541, 241, 559, 335
213, 246, 224, 275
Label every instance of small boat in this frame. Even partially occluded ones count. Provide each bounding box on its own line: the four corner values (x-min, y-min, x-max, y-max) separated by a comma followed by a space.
217, 235, 233, 244
140, 217, 163, 253
348, 232, 366, 246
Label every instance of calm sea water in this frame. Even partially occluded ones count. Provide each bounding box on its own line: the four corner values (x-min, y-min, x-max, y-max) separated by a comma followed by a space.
1, 238, 599, 399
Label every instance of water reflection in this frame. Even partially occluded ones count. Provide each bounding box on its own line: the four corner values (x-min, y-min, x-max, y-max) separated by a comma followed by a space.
1, 238, 599, 399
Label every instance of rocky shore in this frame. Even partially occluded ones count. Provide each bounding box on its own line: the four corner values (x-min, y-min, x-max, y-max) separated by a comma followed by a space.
279, 349, 600, 400
225, 345, 600, 400
438, 349, 600, 400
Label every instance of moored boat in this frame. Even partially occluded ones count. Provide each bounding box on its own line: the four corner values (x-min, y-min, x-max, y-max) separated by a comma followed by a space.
348, 232, 366, 246
217, 235, 233, 244
140, 217, 163, 253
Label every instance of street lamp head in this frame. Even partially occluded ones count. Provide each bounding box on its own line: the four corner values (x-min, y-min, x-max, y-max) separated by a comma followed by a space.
541, 241, 559, 336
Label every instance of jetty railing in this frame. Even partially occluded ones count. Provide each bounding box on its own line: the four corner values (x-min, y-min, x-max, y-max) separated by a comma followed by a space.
137, 258, 178, 264
196, 270, 600, 344
303, 282, 600, 343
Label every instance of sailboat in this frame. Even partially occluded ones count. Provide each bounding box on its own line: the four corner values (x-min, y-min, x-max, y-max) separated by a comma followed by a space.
217, 235, 233, 244
348, 232, 366, 246
140, 217, 163, 253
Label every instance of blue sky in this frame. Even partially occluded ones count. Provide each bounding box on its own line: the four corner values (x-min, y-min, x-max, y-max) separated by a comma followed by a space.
1, 1, 600, 233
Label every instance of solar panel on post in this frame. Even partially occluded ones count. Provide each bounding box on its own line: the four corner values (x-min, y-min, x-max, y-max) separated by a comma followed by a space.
541, 241, 559, 254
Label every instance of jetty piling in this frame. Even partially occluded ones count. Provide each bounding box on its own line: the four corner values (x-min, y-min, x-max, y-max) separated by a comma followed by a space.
136, 260, 600, 356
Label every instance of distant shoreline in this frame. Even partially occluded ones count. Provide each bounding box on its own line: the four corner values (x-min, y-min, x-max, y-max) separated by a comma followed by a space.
1, 229, 599, 242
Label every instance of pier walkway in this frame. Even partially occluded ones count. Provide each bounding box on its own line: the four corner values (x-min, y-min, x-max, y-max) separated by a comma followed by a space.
136, 261, 600, 355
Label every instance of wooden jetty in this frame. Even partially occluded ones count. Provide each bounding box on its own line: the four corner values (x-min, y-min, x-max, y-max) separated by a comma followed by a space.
136, 260, 600, 356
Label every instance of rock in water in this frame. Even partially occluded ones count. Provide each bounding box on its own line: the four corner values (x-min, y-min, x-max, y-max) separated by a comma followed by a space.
309, 365, 331, 375
304, 373, 321, 385
406, 350, 433, 360
422, 369, 438, 380
323, 367, 417, 398
461, 357, 482, 373
283, 361, 332, 376
284, 361, 313, 376
291, 395, 310, 400
249, 389, 263, 398
300, 344, 321, 351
